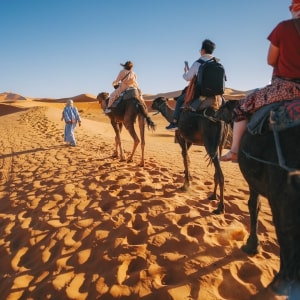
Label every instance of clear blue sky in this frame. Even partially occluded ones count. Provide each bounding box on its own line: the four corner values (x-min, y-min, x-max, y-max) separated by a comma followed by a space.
0, 0, 290, 98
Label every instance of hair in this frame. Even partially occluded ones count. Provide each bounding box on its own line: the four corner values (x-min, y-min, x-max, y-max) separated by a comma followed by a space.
122, 61, 133, 70
201, 39, 216, 54
124, 65, 132, 70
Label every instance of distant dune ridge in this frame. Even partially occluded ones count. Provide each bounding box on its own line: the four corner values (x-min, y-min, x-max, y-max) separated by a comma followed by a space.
0, 86, 251, 103
0, 88, 284, 300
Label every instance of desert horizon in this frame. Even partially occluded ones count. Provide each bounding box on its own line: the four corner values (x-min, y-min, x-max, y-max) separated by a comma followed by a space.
0, 88, 287, 300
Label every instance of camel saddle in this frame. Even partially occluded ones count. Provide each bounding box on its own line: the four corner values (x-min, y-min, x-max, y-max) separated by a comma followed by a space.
186, 95, 224, 112
112, 87, 140, 107
247, 99, 300, 135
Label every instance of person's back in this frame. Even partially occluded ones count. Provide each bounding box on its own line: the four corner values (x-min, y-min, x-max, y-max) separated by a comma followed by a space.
106, 61, 137, 112
268, 18, 300, 79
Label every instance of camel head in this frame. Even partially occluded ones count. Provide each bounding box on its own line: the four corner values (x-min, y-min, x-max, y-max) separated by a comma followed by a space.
214, 100, 238, 124
151, 97, 168, 111
97, 92, 110, 111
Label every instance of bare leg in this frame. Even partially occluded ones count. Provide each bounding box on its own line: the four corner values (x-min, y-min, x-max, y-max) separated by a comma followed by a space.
220, 119, 247, 162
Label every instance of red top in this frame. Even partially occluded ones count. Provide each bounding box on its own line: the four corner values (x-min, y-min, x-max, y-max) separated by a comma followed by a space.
268, 19, 300, 79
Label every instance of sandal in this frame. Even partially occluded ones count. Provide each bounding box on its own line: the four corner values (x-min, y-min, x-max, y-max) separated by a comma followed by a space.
220, 151, 238, 162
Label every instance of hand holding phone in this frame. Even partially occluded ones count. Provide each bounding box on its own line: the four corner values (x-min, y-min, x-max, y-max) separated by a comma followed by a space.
184, 61, 189, 70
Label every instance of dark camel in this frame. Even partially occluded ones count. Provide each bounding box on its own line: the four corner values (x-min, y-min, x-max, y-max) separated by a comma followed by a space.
151, 96, 231, 214
215, 99, 300, 299
97, 91, 155, 167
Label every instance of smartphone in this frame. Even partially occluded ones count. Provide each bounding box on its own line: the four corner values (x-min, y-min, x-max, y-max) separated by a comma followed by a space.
184, 61, 189, 69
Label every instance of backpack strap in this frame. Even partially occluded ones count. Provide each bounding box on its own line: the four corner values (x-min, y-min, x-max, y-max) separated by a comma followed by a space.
121, 71, 131, 81
197, 57, 215, 64
197, 58, 205, 64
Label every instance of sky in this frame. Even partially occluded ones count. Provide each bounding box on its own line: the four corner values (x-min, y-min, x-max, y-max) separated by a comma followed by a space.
0, 0, 291, 99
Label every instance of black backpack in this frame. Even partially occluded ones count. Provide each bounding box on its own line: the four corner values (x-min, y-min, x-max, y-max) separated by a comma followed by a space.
195, 58, 226, 97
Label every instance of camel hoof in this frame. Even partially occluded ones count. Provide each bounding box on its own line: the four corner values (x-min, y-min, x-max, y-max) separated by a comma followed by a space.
208, 193, 217, 201
269, 275, 291, 296
180, 185, 188, 192
241, 244, 259, 255
212, 207, 224, 215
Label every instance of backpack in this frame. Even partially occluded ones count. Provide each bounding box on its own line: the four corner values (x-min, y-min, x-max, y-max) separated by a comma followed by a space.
195, 58, 226, 97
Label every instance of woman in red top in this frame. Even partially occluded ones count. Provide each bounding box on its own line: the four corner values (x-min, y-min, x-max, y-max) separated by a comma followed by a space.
221, 0, 300, 162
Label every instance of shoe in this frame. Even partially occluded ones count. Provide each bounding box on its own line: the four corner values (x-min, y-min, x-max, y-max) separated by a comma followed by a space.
70, 143, 76, 147
104, 108, 111, 114
220, 151, 238, 162
165, 122, 178, 131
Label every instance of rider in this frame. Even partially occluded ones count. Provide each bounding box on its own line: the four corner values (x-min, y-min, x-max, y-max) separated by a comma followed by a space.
165, 39, 219, 131
220, 0, 300, 162
105, 61, 147, 114
104, 60, 155, 127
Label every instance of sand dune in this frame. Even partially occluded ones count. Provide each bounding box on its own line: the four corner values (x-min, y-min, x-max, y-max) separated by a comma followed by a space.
0, 91, 286, 300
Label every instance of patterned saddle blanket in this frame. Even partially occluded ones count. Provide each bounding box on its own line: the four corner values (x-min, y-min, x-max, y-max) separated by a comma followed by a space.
248, 99, 300, 135
112, 88, 140, 107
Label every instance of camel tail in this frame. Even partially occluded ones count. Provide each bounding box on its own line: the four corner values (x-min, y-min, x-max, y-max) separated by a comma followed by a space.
137, 101, 156, 132
146, 117, 156, 132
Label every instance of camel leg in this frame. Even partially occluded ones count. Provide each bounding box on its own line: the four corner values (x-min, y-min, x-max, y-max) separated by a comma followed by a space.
112, 121, 126, 161
242, 189, 260, 254
268, 190, 300, 297
176, 131, 191, 191
137, 114, 145, 167
124, 120, 140, 164
211, 156, 225, 214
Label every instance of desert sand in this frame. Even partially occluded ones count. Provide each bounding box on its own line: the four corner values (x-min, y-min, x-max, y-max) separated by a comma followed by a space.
0, 91, 287, 300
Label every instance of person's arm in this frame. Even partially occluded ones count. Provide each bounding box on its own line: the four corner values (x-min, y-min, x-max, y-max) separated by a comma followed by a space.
73, 107, 81, 126
267, 43, 279, 68
183, 61, 199, 81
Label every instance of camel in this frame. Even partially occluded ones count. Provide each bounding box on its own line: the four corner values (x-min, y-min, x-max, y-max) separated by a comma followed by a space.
151, 96, 232, 214
215, 99, 300, 298
97, 91, 155, 167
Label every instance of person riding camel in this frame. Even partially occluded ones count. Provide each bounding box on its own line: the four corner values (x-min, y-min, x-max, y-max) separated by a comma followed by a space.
104, 61, 151, 121
220, 0, 300, 162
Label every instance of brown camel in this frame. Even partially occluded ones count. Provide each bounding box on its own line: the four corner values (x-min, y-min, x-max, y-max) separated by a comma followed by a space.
97, 91, 155, 167
216, 99, 300, 298
151, 96, 231, 214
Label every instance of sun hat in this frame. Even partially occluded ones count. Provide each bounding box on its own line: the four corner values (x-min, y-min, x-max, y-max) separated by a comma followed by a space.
120, 61, 133, 69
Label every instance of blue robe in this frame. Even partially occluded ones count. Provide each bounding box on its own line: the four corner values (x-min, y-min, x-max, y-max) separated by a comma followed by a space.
62, 105, 81, 145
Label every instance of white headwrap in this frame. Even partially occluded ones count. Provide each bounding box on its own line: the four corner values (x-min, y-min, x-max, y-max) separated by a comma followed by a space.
66, 99, 74, 106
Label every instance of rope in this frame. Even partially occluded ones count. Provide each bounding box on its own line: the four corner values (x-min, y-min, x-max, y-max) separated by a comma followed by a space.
202, 108, 219, 123
241, 116, 300, 177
